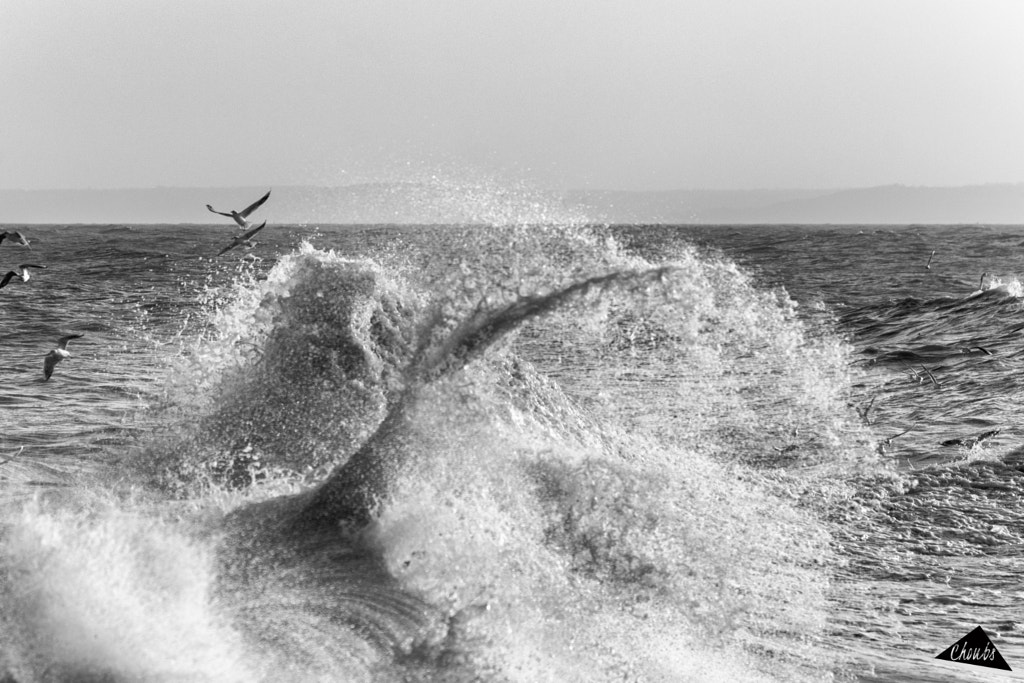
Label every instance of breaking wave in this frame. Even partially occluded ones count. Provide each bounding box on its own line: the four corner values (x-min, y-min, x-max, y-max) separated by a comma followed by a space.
0, 217, 875, 681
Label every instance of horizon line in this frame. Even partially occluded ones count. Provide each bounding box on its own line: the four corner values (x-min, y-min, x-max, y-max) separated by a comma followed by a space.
1, 181, 1024, 193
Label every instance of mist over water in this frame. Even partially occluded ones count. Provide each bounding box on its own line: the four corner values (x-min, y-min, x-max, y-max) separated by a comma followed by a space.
3, 185, 1020, 681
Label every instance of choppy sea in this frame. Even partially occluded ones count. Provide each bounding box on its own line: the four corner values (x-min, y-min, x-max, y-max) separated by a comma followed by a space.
2, 210, 1024, 681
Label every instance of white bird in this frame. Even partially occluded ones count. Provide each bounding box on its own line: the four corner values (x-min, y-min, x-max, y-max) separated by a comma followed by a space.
0, 264, 45, 289
0, 231, 31, 249
217, 221, 267, 256
44, 334, 83, 381
206, 190, 271, 229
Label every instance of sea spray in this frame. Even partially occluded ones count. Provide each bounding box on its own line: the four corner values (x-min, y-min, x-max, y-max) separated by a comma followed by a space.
41, 220, 870, 680
0, 502, 254, 681
296, 264, 680, 528
230, 236, 841, 672
138, 223, 647, 494
516, 242, 866, 472
140, 246, 424, 493
360, 358, 834, 680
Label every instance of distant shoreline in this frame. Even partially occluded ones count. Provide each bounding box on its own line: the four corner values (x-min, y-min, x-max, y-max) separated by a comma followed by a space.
1, 183, 1022, 225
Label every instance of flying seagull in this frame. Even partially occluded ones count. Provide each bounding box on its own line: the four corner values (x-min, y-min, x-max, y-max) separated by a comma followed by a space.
44, 334, 83, 381
206, 190, 271, 229
940, 428, 1000, 449
0, 264, 45, 289
0, 231, 31, 249
217, 221, 267, 256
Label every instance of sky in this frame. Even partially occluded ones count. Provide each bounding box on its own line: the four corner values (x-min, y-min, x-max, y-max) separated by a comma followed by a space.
1, 0, 1023, 192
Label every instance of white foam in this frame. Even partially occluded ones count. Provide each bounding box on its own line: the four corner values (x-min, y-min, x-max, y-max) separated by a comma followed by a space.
0, 503, 255, 681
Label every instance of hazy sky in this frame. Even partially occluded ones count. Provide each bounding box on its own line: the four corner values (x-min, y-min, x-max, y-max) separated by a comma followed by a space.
2, 1, 1022, 191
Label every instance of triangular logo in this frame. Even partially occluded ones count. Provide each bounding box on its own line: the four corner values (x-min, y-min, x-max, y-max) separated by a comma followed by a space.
935, 626, 1012, 671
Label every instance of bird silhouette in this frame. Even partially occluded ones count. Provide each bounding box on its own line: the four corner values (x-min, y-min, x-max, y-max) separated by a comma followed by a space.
44, 334, 83, 381
0, 264, 45, 289
0, 231, 31, 249
206, 190, 271, 229
217, 221, 267, 256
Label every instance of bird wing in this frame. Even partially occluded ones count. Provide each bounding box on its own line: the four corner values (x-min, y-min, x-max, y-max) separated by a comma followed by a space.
16, 264, 44, 282
217, 222, 266, 256
10, 231, 29, 248
43, 350, 60, 380
238, 190, 271, 218
206, 204, 234, 218
217, 239, 241, 257
239, 220, 267, 241
0, 271, 16, 289
57, 334, 82, 350
0, 233, 7, 245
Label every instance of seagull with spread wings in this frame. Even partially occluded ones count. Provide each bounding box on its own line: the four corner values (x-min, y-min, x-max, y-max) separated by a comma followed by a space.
206, 189, 271, 229
217, 221, 267, 257
44, 334, 83, 381
0, 231, 31, 249
0, 264, 45, 289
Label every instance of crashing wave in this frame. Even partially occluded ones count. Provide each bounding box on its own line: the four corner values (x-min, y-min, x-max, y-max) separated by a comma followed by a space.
1, 223, 870, 681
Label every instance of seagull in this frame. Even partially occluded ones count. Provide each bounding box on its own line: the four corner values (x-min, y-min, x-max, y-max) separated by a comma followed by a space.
0, 264, 45, 289
0, 231, 31, 249
875, 428, 912, 455
919, 364, 941, 387
206, 190, 271, 229
217, 221, 267, 256
43, 334, 83, 381
0, 446, 24, 465
940, 428, 1000, 449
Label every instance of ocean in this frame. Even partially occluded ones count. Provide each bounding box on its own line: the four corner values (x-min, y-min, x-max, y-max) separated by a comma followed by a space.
1, 215, 1022, 681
